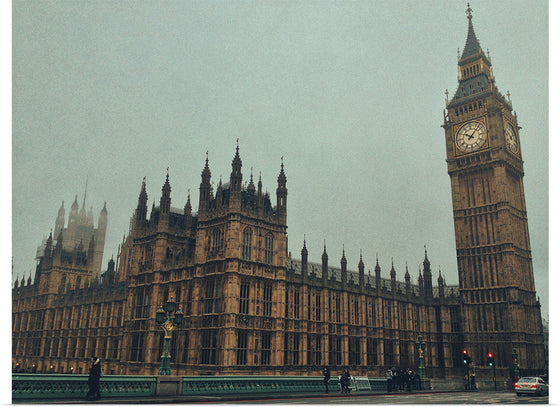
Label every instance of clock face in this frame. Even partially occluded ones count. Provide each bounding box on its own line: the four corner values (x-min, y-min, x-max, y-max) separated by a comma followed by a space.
505, 123, 518, 153
456, 121, 487, 153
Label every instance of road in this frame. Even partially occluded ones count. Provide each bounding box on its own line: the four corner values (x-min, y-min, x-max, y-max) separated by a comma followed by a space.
221, 391, 548, 404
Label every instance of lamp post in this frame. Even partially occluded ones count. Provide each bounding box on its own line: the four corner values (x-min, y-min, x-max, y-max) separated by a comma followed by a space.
416, 335, 426, 379
155, 297, 184, 375
512, 349, 520, 380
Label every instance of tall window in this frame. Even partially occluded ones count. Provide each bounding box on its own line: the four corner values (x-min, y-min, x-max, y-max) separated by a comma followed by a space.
242, 228, 252, 260
293, 288, 300, 319
367, 338, 378, 366
239, 282, 250, 314
130, 333, 144, 362
236, 331, 248, 365
384, 340, 395, 366
261, 332, 271, 365
329, 336, 342, 366
349, 337, 361, 365
307, 335, 321, 366
180, 331, 190, 363
212, 228, 223, 253
264, 234, 273, 264
204, 279, 221, 314
284, 333, 300, 365
134, 287, 149, 319
263, 284, 272, 316
315, 291, 321, 321
201, 330, 218, 365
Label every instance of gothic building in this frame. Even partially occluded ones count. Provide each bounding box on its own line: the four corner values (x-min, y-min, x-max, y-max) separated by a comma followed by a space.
12, 6, 546, 378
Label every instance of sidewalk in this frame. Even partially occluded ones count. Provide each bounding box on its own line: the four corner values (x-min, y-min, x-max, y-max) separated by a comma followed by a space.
16, 389, 460, 404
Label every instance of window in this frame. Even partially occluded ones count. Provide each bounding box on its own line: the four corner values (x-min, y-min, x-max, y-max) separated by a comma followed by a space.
201, 330, 218, 365
134, 287, 149, 319
204, 279, 221, 314
180, 331, 190, 363
263, 284, 272, 316
130, 333, 145, 362
261, 332, 271, 365
236, 331, 248, 365
329, 336, 342, 366
242, 228, 252, 260
315, 291, 321, 321
367, 338, 378, 366
293, 288, 300, 319
284, 333, 300, 365
307, 335, 321, 366
349, 337, 360, 365
212, 228, 223, 253
264, 234, 273, 264
239, 282, 250, 314
384, 340, 395, 366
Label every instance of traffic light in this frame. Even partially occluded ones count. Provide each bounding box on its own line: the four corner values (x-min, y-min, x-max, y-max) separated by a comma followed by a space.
462, 349, 469, 365
487, 352, 495, 367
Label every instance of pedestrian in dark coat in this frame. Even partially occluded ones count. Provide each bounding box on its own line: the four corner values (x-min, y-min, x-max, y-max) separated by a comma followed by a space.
323, 367, 331, 393
86, 356, 102, 401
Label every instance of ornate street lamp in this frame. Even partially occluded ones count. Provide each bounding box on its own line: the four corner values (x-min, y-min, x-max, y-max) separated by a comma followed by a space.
416, 335, 426, 379
156, 297, 183, 375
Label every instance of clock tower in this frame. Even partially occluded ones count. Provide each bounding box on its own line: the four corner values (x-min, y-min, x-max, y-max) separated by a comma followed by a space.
443, 5, 545, 370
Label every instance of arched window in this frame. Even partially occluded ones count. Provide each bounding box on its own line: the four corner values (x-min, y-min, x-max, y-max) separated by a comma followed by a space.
242, 228, 252, 260
264, 234, 274, 264
212, 228, 223, 252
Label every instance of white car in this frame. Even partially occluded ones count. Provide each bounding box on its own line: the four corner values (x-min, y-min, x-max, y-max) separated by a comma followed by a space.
515, 377, 548, 396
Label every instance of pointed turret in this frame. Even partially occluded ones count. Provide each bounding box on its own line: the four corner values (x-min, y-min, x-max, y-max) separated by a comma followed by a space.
69, 195, 79, 225
321, 241, 329, 280
136, 178, 148, 227
340, 246, 347, 284
276, 158, 287, 219
405, 263, 411, 296
55, 201, 65, 237
374, 254, 381, 291
301, 238, 308, 277
199, 152, 212, 214
160, 169, 171, 216
390, 259, 397, 293
98, 201, 108, 230
448, 4, 506, 109
438, 268, 445, 298
358, 251, 365, 287
247, 169, 256, 194
230, 140, 243, 193
423, 247, 433, 298
418, 266, 424, 293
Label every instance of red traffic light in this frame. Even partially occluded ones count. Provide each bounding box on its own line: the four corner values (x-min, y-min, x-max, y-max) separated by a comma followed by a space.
488, 352, 493, 358
462, 349, 468, 354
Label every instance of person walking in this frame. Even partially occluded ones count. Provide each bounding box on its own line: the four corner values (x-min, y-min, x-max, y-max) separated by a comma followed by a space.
386, 367, 394, 392
86, 356, 102, 401
323, 367, 331, 393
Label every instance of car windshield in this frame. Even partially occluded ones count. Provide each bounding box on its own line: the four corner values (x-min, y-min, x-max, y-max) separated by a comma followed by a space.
519, 377, 537, 382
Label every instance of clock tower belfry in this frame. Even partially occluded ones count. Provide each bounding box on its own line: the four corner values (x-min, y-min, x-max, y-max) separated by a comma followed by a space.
443, 5, 545, 371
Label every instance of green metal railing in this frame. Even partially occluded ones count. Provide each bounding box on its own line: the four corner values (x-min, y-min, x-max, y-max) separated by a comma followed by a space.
12, 373, 428, 401
182, 375, 340, 395
12, 374, 156, 401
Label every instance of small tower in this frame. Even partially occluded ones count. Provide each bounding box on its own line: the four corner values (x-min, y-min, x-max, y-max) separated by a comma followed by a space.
423, 247, 433, 298
438, 268, 445, 299
321, 242, 329, 280
54, 201, 65, 237
160, 169, 171, 217
404, 263, 411, 296
390, 259, 397, 293
358, 251, 365, 287
199, 153, 212, 215
374, 255, 381, 292
301, 238, 308, 277
276, 158, 287, 221
340, 247, 347, 285
136, 178, 148, 228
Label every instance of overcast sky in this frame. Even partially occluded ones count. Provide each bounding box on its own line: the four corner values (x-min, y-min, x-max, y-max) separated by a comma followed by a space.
12, 1, 548, 317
